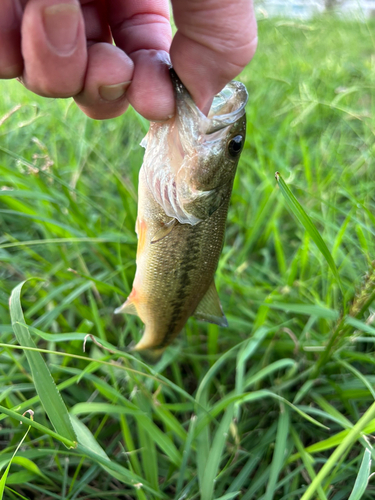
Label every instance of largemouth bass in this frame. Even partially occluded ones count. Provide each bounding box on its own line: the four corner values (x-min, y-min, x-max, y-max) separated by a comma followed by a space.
116, 69, 248, 352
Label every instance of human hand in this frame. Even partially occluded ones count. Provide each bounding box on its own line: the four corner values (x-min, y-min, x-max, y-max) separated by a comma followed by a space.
0, 0, 257, 120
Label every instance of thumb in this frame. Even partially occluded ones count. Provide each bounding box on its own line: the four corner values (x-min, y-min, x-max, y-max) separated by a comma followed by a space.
170, 0, 257, 114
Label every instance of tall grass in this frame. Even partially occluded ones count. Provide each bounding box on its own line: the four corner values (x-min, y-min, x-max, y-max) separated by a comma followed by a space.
1, 14, 375, 499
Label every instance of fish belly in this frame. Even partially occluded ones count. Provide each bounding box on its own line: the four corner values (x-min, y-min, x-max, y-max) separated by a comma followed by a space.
127, 169, 231, 350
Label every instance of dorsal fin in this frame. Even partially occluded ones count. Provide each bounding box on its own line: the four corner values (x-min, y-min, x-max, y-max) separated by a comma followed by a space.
194, 281, 228, 327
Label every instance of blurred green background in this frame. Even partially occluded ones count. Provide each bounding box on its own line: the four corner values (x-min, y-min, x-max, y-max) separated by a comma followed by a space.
1, 12, 375, 500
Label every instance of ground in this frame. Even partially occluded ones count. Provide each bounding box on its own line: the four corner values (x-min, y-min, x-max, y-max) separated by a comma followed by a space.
0, 14, 375, 500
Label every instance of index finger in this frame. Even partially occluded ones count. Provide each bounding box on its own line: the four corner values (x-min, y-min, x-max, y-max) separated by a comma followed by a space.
106, 0, 174, 120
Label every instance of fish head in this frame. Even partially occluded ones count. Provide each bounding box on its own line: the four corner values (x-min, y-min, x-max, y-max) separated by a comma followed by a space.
141, 70, 248, 224
172, 69, 248, 192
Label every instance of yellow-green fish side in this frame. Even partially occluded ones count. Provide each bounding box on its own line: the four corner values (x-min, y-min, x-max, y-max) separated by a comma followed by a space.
122, 170, 232, 350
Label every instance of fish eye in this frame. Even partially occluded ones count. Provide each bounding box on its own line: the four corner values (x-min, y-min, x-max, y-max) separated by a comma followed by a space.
228, 135, 244, 157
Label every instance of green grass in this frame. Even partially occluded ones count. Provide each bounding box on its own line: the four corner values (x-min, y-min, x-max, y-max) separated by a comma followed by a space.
1, 13, 375, 499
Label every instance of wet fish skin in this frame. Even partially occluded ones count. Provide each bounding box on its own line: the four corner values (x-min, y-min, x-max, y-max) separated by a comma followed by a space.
117, 71, 248, 351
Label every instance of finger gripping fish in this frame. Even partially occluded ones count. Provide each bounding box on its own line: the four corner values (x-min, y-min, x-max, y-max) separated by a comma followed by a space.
116, 69, 248, 352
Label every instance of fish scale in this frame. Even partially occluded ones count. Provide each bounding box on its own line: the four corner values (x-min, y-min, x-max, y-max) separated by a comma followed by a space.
116, 70, 248, 352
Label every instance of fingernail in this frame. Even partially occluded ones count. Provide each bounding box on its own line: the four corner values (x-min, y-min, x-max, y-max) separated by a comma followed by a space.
153, 114, 175, 123
43, 3, 80, 55
99, 82, 131, 102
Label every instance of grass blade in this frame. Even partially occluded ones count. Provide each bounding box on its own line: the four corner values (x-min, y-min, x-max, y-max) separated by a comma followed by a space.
300, 402, 375, 500
215, 493, 241, 500
348, 448, 372, 500
201, 405, 235, 500
9, 280, 77, 447
290, 427, 328, 500
0, 414, 32, 500
275, 171, 342, 292
0, 404, 76, 449
265, 405, 290, 500
136, 414, 182, 466
175, 414, 196, 498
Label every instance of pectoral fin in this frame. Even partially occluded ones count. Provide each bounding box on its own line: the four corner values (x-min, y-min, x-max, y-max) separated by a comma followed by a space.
194, 281, 228, 327
151, 219, 177, 244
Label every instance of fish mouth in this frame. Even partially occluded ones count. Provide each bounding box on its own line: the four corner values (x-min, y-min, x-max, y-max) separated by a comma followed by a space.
206, 81, 248, 133
170, 68, 248, 136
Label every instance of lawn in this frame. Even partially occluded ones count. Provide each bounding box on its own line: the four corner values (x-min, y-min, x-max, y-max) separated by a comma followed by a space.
1, 13, 375, 500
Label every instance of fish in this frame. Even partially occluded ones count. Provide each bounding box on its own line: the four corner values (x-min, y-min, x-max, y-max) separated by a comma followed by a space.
115, 69, 248, 352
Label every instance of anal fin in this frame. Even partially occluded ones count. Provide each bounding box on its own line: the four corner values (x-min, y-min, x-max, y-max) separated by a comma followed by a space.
114, 298, 139, 316
193, 281, 228, 327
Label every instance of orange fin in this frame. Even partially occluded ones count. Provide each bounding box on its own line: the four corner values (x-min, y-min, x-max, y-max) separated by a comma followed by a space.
194, 281, 228, 327
136, 218, 148, 254
151, 219, 177, 244
114, 298, 139, 316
